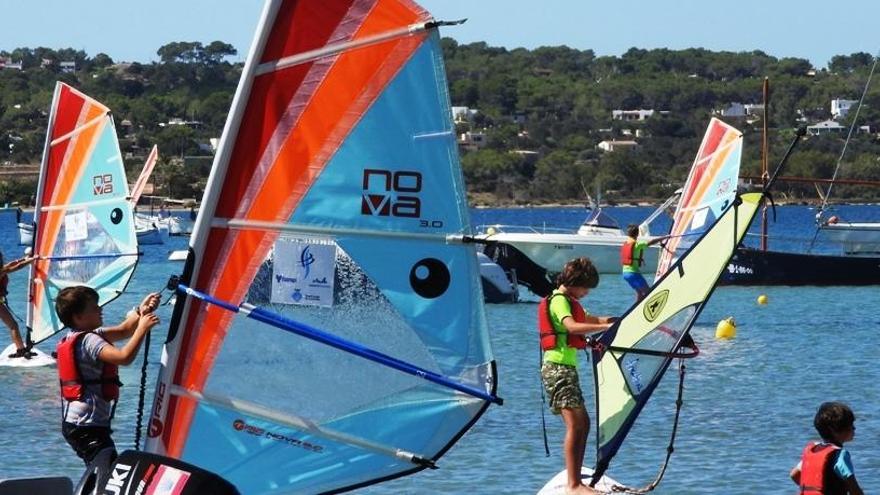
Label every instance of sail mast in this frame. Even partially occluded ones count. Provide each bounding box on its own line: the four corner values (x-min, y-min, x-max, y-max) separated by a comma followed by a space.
761, 77, 769, 251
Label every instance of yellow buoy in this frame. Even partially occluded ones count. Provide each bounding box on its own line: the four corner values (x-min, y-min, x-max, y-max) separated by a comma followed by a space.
757, 294, 768, 305
715, 317, 737, 340
486, 227, 497, 235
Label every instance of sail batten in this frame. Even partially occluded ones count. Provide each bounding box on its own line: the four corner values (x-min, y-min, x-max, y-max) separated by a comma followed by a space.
169, 385, 435, 465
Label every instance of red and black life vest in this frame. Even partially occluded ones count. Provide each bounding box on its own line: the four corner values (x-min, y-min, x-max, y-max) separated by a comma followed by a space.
538, 293, 587, 351
56, 331, 121, 402
620, 238, 644, 267
799, 442, 846, 495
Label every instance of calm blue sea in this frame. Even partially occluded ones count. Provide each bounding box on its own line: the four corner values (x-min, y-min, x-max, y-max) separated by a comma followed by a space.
1, 204, 878, 494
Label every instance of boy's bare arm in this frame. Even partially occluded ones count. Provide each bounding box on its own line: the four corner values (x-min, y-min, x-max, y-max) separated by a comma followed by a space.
102, 292, 161, 342
789, 466, 800, 484
98, 313, 159, 365
563, 317, 612, 335
844, 475, 863, 495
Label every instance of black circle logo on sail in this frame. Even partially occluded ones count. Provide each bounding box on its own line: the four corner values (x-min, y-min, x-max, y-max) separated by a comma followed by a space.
110, 208, 123, 224
410, 258, 450, 299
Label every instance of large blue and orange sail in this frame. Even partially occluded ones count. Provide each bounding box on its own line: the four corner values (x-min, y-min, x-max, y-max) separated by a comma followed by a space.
144, 1, 500, 493
655, 118, 742, 278
26, 82, 138, 344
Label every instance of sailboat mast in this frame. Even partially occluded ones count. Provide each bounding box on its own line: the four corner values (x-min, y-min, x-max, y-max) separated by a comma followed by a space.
760, 77, 769, 251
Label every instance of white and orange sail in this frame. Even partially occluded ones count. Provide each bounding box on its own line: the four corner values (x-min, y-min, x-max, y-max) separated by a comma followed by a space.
144, 1, 499, 493
129, 144, 158, 206
655, 118, 743, 278
26, 82, 138, 344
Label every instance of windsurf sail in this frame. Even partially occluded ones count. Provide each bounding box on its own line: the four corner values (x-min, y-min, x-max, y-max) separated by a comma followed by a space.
129, 144, 159, 206
591, 192, 760, 484
655, 118, 742, 278
26, 82, 139, 345
144, 1, 500, 493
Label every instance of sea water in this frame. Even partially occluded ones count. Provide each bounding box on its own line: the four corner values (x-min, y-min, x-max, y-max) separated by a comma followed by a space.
1, 205, 878, 494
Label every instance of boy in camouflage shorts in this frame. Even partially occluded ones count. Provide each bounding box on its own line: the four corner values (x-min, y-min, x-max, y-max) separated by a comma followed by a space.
539, 257, 615, 495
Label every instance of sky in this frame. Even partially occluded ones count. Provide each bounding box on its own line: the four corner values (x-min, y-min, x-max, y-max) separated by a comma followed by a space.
1, 1, 878, 68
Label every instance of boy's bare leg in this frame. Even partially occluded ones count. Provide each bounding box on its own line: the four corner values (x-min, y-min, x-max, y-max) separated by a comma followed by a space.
561, 406, 598, 495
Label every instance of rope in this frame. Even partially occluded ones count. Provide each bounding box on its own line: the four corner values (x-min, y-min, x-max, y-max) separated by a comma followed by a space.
817, 53, 879, 221
608, 359, 689, 494
133, 285, 167, 450
133, 326, 151, 451
809, 53, 880, 252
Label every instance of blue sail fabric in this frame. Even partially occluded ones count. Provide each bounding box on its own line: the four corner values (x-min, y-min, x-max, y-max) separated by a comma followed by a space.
143, 2, 499, 493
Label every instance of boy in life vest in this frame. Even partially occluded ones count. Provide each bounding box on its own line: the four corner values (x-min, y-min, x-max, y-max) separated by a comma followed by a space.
790, 402, 863, 495
0, 251, 35, 357
539, 257, 615, 495
620, 224, 665, 302
56, 286, 160, 488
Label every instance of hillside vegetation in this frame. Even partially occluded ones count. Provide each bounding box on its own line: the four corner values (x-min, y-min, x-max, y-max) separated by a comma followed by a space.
1, 42, 879, 206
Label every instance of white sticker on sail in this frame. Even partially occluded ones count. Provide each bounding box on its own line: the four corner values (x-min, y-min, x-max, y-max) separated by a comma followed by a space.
691, 206, 709, 230
64, 211, 89, 242
271, 238, 336, 307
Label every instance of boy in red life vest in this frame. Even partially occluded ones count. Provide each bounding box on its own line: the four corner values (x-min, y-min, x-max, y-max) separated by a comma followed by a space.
620, 224, 665, 302
790, 402, 863, 495
0, 251, 35, 357
540, 257, 615, 495
55, 286, 160, 489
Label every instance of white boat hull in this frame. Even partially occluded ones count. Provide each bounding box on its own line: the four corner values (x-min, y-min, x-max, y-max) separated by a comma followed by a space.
17, 222, 32, 246
477, 252, 518, 303
136, 225, 164, 245
820, 222, 880, 255
480, 231, 659, 274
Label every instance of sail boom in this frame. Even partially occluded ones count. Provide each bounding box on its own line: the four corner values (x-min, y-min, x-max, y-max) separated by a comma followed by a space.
216, 218, 461, 243
169, 386, 435, 467
179, 284, 501, 405
39, 252, 141, 262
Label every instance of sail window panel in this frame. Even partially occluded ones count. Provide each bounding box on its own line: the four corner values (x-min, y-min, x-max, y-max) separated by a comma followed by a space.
202, 240, 446, 420
616, 305, 696, 396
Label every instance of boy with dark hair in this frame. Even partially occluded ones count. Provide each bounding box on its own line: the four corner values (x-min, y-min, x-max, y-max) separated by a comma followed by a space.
539, 257, 615, 495
790, 402, 863, 495
56, 286, 160, 490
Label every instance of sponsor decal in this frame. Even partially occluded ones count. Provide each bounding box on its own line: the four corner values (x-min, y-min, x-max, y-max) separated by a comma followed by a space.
727, 263, 754, 275
105, 462, 132, 495
716, 178, 731, 197
361, 168, 422, 219
300, 245, 315, 279
93, 174, 114, 195
148, 465, 191, 495
625, 357, 644, 393
147, 382, 166, 438
275, 274, 298, 284
643, 289, 669, 322
232, 419, 324, 453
